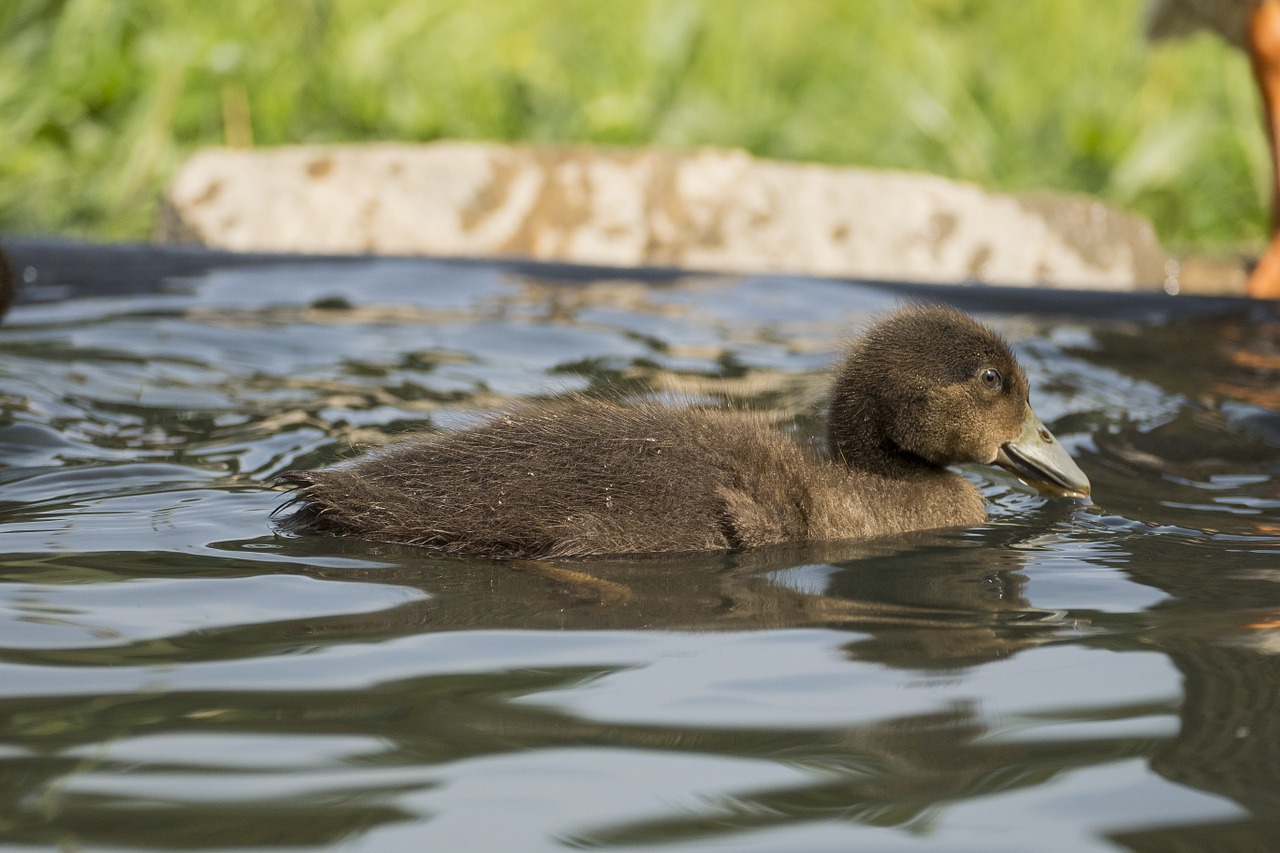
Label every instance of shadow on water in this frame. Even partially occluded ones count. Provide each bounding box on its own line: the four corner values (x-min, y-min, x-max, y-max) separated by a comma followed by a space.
4, 242, 1280, 848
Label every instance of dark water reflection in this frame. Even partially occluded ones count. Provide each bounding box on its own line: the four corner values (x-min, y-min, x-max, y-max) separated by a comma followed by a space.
3, 253, 1280, 850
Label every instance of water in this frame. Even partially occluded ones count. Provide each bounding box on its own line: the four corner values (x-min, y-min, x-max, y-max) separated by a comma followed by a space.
3, 249, 1280, 851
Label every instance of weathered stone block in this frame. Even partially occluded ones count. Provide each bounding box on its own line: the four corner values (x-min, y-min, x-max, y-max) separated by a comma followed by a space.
157, 141, 1166, 289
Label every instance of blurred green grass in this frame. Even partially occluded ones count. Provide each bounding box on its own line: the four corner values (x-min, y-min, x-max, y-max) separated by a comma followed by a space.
0, 0, 1269, 252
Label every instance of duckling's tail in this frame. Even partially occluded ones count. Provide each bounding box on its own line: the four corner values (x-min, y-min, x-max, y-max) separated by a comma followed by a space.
271, 470, 342, 535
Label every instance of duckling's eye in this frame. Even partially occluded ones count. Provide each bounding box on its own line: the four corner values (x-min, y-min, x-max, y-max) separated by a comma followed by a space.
979, 367, 1002, 391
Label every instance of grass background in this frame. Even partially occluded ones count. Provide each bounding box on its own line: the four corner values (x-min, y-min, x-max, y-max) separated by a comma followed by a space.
0, 0, 1270, 253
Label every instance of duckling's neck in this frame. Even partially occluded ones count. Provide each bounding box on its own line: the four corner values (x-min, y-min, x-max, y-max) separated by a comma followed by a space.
827, 424, 935, 480
826, 386, 937, 481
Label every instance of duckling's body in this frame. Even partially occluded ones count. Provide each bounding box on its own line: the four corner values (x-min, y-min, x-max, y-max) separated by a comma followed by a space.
279, 401, 983, 558
277, 306, 1089, 558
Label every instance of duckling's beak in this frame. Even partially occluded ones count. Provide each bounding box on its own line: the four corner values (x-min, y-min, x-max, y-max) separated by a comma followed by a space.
994, 406, 1091, 498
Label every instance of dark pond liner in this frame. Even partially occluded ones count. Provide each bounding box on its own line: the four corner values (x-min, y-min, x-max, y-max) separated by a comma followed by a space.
1, 236, 1273, 324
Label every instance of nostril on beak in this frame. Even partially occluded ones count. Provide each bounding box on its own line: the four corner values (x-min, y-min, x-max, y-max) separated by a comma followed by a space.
1039, 428, 1053, 443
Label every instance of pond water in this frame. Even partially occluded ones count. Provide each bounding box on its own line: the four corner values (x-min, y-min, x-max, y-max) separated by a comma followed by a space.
3, 245, 1280, 851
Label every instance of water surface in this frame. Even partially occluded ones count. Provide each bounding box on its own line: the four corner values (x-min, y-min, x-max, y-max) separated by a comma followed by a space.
3, 252, 1280, 850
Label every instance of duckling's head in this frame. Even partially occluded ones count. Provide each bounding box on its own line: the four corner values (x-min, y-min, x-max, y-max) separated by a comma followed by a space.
828, 304, 1089, 497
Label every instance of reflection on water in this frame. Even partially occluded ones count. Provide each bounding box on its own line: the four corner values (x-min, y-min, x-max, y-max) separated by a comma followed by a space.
3, 255, 1280, 849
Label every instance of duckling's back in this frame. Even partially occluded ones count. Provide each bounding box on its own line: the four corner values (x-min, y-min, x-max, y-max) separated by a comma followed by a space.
278, 400, 825, 558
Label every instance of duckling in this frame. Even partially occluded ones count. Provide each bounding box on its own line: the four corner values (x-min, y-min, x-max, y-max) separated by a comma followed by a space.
1146, 0, 1280, 297
275, 305, 1089, 559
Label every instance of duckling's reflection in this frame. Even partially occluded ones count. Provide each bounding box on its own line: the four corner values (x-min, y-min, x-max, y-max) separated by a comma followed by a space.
271, 520, 1066, 668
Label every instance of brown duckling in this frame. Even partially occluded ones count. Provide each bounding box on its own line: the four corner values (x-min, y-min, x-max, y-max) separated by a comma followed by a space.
275, 305, 1089, 559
